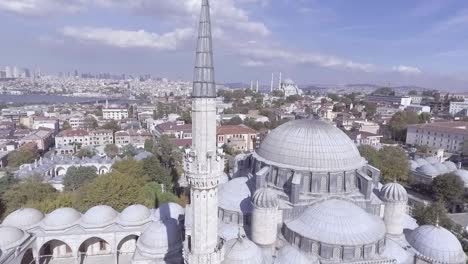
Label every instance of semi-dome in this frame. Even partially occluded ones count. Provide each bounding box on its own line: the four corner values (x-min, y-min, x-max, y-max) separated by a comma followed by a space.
3, 208, 44, 229
285, 199, 385, 246
444, 161, 458, 172
119, 204, 151, 225
275, 245, 317, 264
410, 160, 419, 170
416, 164, 439, 177
137, 220, 182, 256
434, 163, 449, 175
223, 237, 264, 264
81, 205, 118, 227
252, 188, 278, 208
254, 119, 365, 172
380, 182, 408, 203
425, 156, 439, 165
407, 225, 466, 263
0, 226, 26, 249
153, 202, 185, 223
219, 177, 252, 213
42, 208, 81, 229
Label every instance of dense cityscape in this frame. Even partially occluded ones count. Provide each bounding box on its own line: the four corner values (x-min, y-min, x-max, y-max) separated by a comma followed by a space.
1, 0, 468, 264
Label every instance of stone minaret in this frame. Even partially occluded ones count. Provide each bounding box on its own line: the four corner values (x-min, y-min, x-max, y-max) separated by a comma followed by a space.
184, 0, 224, 263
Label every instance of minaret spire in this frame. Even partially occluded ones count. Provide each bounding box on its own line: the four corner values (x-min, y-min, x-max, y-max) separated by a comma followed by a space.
192, 0, 216, 98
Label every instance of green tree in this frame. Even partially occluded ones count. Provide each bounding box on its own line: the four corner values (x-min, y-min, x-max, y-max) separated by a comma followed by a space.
101, 120, 120, 132
431, 174, 465, 208
144, 139, 155, 153
227, 116, 243, 125
358, 145, 381, 168
272, 90, 285, 97
104, 144, 119, 158
112, 159, 146, 180
142, 156, 172, 188
327, 93, 339, 101
25, 192, 79, 214
372, 87, 395, 96
179, 110, 192, 124
7, 149, 38, 167
378, 146, 410, 182
388, 111, 420, 141
63, 166, 98, 191
121, 144, 138, 157
76, 148, 96, 158
419, 112, 431, 123
413, 202, 457, 230
362, 101, 377, 117
79, 172, 146, 211
408, 90, 418, 95
139, 182, 182, 208
62, 121, 71, 130
84, 116, 99, 129
2, 179, 58, 215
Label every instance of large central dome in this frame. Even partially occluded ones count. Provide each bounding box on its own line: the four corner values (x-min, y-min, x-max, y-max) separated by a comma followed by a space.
255, 119, 365, 172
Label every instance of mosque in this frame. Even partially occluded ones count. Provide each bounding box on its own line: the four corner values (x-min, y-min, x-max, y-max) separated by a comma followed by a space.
1, 1, 467, 264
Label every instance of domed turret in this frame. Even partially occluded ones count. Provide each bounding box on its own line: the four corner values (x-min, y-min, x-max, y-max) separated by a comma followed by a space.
251, 188, 278, 246
223, 236, 264, 264
380, 182, 408, 236
407, 225, 467, 264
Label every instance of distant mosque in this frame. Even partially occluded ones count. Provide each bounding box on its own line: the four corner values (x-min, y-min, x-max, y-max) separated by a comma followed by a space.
271, 72, 304, 97
1, 1, 466, 264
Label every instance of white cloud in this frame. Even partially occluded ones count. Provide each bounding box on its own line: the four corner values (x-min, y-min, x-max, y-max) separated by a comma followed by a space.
241, 59, 265, 67
0, 0, 83, 15
392, 65, 422, 75
60, 26, 195, 51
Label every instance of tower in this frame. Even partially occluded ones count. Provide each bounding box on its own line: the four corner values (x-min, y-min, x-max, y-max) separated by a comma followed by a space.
380, 182, 408, 236
278, 71, 282, 90
270, 73, 274, 93
251, 188, 278, 246
184, 0, 224, 263
256, 80, 259, 93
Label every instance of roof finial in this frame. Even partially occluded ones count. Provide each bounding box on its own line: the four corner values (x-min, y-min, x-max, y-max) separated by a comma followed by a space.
435, 215, 440, 228
237, 226, 245, 242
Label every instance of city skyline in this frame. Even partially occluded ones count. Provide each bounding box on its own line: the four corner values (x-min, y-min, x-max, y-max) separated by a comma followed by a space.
0, 0, 467, 90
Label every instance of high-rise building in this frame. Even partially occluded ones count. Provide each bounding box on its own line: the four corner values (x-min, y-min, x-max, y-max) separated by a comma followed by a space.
5, 66, 11, 78
184, 0, 225, 263
12, 66, 19, 78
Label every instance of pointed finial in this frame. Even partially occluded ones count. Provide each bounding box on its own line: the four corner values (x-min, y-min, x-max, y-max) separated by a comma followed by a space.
435, 215, 440, 227
237, 227, 245, 242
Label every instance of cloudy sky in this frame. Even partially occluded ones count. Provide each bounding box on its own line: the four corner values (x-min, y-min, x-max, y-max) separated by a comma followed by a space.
0, 0, 467, 90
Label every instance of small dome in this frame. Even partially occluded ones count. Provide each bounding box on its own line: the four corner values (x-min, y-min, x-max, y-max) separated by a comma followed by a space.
0, 226, 26, 249
255, 120, 365, 172
223, 237, 264, 264
425, 156, 439, 165
252, 188, 278, 208
380, 182, 408, 203
153, 202, 185, 223
42, 208, 81, 229
415, 158, 429, 167
119, 204, 151, 225
434, 163, 449, 175
443, 161, 458, 172
219, 177, 252, 213
275, 245, 318, 264
81, 205, 118, 227
286, 199, 385, 246
416, 164, 439, 177
137, 220, 182, 256
410, 160, 419, 170
220, 172, 229, 185
407, 225, 466, 263
3, 208, 44, 229
454, 170, 468, 185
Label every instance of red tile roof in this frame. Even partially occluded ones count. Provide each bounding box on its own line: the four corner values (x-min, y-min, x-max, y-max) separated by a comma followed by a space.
217, 125, 257, 135
57, 129, 89, 137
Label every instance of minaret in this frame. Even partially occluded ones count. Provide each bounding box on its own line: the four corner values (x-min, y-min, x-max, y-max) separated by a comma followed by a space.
256, 80, 259, 93
270, 73, 274, 92
185, 0, 224, 263
278, 71, 282, 90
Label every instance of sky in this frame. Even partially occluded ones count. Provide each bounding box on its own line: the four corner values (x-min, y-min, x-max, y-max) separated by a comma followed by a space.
0, 0, 467, 90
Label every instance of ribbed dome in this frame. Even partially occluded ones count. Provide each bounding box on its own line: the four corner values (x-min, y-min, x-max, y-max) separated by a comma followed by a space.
3, 208, 44, 229
81, 205, 118, 227
0, 226, 25, 249
255, 119, 365, 172
286, 199, 385, 246
417, 164, 439, 177
425, 157, 439, 165
119, 204, 151, 225
219, 177, 252, 213
137, 220, 182, 256
434, 163, 449, 175
223, 237, 264, 264
444, 161, 458, 172
415, 158, 429, 167
42, 208, 81, 229
275, 245, 317, 264
252, 188, 278, 208
380, 183, 408, 203
407, 225, 466, 263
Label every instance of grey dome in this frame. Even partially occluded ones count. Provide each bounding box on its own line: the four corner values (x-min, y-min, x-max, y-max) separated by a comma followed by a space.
415, 158, 429, 167
255, 120, 365, 172
137, 220, 182, 256
252, 188, 278, 208
81, 205, 118, 227
454, 170, 468, 185
410, 160, 419, 170
3, 208, 44, 229
219, 177, 252, 213
380, 183, 408, 203
42, 208, 81, 229
407, 225, 466, 263
416, 164, 439, 177
444, 161, 458, 172
425, 157, 439, 165
119, 204, 151, 225
223, 237, 264, 264
275, 245, 317, 264
286, 199, 385, 246
153, 202, 185, 223
0, 226, 25, 249
434, 163, 449, 175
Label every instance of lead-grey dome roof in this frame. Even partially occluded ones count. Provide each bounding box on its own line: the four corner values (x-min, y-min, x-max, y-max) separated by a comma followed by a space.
454, 170, 468, 185
286, 199, 386, 246
252, 188, 278, 208
3, 208, 44, 229
0, 226, 26, 250
275, 245, 318, 264
380, 182, 408, 203
42, 208, 81, 229
416, 164, 439, 177
223, 237, 264, 264
444, 161, 458, 172
137, 219, 182, 256
219, 177, 253, 213
118, 204, 151, 225
81, 205, 118, 227
407, 225, 466, 263
255, 119, 365, 172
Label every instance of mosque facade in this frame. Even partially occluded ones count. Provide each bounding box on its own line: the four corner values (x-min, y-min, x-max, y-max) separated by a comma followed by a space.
1, 1, 467, 264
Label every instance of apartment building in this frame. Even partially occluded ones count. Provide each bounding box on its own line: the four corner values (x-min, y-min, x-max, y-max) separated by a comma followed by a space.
406, 122, 468, 153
